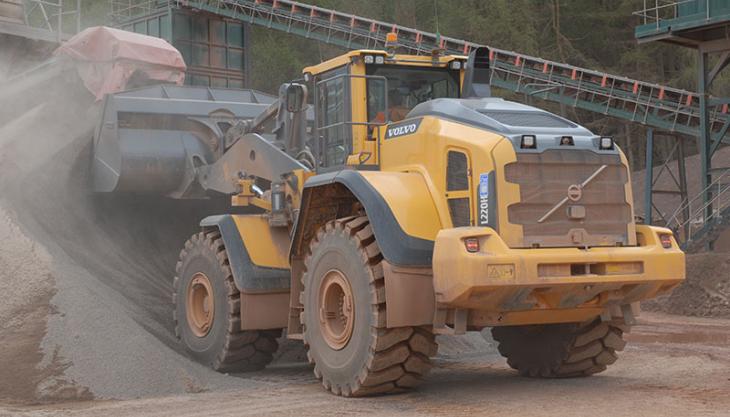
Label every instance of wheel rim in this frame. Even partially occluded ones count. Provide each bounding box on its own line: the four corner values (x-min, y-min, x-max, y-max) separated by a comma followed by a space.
318, 269, 355, 350
186, 272, 215, 337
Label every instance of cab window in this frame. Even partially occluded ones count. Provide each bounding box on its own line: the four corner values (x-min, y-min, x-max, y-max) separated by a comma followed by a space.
315, 66, 350, 168
366, 65, 460, 123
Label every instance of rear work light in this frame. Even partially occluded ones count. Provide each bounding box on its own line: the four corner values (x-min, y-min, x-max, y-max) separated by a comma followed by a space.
659, 234, 673, 249
464, 238, 480, 253
599, 136, 614, 150
520, 135, 536, 149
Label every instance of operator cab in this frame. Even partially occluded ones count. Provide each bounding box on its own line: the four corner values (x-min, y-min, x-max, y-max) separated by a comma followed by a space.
302, 41, 467, 170
367, 64, 461, 123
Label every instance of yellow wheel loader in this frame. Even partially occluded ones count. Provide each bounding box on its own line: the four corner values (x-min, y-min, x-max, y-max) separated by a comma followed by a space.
91, 38, 685, 396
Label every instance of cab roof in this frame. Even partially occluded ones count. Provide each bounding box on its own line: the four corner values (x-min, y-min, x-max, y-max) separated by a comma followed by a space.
303, 49, 466, 76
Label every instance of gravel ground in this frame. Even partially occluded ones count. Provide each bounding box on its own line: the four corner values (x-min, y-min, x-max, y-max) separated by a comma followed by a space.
0, 313, 728, 417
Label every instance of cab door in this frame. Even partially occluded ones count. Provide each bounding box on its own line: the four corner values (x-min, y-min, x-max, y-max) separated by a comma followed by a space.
314, 65, 352, 169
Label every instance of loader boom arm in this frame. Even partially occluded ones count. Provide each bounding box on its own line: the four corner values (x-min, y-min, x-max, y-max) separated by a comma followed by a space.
197, 132, 309, 195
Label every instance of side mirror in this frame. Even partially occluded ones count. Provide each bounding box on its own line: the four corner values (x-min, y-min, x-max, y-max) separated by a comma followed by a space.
462, 46, 491, 98
285, 83, 308, 113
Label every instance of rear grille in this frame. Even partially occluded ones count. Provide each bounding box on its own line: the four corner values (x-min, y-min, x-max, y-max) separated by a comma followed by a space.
504, 150, 631, 248
448, 198, 471, 227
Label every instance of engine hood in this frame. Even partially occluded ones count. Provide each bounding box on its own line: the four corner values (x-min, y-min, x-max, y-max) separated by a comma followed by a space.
408, 97, 614, 154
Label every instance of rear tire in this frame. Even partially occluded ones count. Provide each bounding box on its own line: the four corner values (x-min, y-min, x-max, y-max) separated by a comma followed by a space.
301, 216, 437, 396
491, 317, 629, 377
173, 230, 280, 372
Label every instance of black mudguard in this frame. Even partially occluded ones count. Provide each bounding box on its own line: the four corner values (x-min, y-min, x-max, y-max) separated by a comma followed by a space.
291, 170, 435, 267
200, 215, 290, 292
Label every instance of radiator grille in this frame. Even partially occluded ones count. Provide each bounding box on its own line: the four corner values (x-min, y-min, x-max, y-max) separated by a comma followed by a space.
447, 151, 469, 191
448, 198, 471, 227
504, 150, 631, 248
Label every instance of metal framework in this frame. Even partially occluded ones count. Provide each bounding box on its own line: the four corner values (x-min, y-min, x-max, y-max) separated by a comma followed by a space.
109, 0, 730, 245
0, 0, 81, 42
109, 0, 167, 23
665, 167, 730, 250
643, 130, 690, 231
635, 0, 730, 247
150, 0, 728, 146
106, 0, 730, 151
634, 0, 701, 27
633, 0, 730, 46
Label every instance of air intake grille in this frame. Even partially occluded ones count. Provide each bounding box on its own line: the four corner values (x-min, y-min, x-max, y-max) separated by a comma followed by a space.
504, 150, 631, 248
479, 111, 576, 128
448, 198, 471, 227
447, 151, 468, 191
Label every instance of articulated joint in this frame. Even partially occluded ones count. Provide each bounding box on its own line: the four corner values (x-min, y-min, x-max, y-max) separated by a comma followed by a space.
231, 179, 272, 211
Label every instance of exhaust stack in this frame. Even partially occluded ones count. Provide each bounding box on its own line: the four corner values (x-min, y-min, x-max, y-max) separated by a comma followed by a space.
462, 46, 491, 98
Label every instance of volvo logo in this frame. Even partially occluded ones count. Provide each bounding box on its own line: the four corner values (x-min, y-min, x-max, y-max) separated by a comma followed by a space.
567, 184, 583, 202
384, 118, 422, 139
387, 124, 417, 137
537, 165, 608, 224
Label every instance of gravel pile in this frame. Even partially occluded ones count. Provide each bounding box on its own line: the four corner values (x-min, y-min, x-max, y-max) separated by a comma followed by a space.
0, 62, 302, 405
643, 253, 730, 318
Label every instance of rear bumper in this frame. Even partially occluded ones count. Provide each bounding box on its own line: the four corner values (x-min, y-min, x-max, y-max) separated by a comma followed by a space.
432, 225, 684, 324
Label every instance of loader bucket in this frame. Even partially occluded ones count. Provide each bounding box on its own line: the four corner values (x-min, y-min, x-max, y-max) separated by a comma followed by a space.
91, 85, 276, 199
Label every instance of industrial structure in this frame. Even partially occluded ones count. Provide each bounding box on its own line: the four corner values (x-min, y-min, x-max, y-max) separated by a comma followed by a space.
635, 0, 730, 249
1, 2, 728, 249
0, 0, 81, 76
0, 0, 79, 42
111, 1, 730, 249
110, 0, 252, 88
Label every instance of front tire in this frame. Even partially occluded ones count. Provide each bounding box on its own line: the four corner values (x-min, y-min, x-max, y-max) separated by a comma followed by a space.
491, 317, 629, 377
173, 230, 280, 372
301, 216, 437, 396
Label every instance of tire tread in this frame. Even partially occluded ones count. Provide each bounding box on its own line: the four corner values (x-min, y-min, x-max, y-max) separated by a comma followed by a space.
492, 316, 629, 378
173, 231, 281, 373
301, 217, 437, 396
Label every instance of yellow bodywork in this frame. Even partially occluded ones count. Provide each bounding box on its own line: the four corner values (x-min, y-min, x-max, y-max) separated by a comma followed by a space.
351, 114, 685, 327
358, 170, 442, 241
378, 116, 509, 238
432, 224, 683, 326
290, 49, 685, 329
233, 215, 290, 269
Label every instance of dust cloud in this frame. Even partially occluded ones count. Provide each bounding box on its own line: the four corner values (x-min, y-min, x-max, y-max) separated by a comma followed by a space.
0, 55, 253, 403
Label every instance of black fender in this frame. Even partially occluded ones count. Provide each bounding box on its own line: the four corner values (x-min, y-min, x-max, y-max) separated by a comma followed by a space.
290, 170, 435, 267
200, 215, 290, 292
